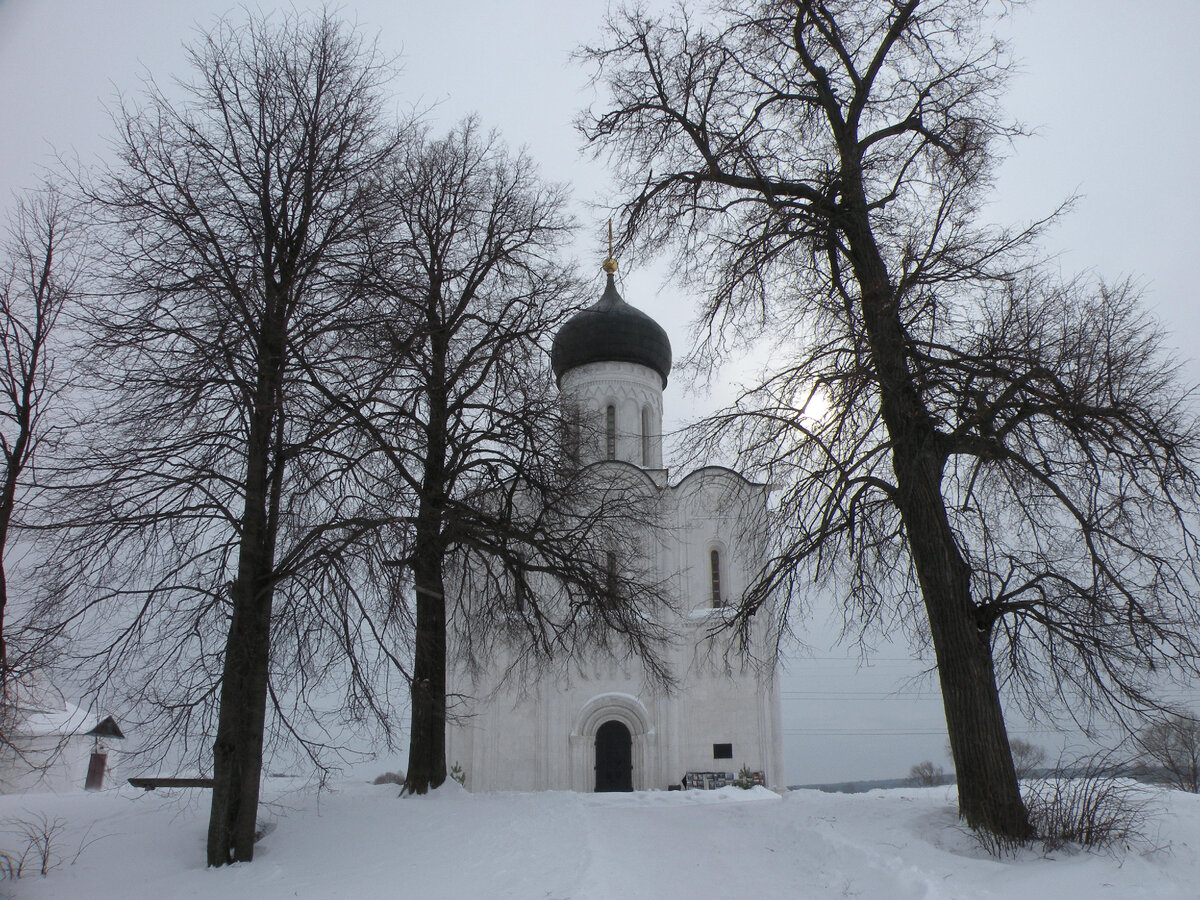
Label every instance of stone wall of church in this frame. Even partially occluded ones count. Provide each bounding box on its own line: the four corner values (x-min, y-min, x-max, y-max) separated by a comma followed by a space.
559, 360, 664, 468
444, 465, 785, 794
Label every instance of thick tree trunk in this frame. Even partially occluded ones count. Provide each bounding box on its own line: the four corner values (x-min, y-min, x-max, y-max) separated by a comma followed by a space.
207, 323, 285, 865
404, 545, 447, 795
403, 300, 449, 796
0, 460, 26, 686
207, 562, 274, 864
841, 181, 1031, 839
893, 447, 1032, 838
0, 508, 13, 685
0, 562, 8, 689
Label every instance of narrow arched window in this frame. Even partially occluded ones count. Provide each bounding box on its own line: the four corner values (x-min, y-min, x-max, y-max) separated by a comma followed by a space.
606, 550, 619, 605
561, 403, 582, 464
606, 405, 617, 460
710, 549, 723, 608
641, 406, 652, 466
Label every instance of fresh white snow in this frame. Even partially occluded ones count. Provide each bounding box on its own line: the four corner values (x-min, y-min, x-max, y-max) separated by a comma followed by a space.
2, 776, 1199, 899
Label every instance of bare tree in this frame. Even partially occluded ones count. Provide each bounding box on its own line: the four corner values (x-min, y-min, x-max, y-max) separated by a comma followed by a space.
319, 120, 673, 795
1135, 714, 1200, 793
1009, 739, 1045, 780
0, 187, 77, 694
581, 0, 1200, 841
908, 760, 943, 787
57, 11, 407, 865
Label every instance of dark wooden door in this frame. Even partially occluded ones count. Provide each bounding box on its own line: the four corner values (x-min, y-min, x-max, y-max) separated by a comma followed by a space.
594, 720, 633, 792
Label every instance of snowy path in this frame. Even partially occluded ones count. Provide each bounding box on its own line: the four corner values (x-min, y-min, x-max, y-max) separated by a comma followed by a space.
3, 779, 1199, 898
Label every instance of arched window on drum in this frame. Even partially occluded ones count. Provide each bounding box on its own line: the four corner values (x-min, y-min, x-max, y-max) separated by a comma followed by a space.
641, 405, 652, 466
709, 548, 724, 608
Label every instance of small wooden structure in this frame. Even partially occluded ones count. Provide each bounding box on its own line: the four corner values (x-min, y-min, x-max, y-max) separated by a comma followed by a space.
84, 716, 126, 791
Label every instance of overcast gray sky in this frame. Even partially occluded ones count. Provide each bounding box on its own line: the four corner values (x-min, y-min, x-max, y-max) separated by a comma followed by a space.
2, 0, 1198, 783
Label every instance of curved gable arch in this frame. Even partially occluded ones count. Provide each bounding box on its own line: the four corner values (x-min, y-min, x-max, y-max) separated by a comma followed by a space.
578, 458, 661, 494
573, 691, 651, 738
671, 464, 763, 493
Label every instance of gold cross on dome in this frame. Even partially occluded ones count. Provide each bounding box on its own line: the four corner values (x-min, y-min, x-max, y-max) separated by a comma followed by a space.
603, 220, 618, 274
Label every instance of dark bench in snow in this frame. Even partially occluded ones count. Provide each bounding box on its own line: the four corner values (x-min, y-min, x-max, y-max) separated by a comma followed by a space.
128, 777, 214, 790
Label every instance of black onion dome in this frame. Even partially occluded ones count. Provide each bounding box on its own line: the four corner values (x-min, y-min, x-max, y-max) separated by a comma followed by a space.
551, 274, 672, 387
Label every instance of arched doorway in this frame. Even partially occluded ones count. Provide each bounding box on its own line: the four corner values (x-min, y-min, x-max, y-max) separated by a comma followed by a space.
594, 720, 633, 792
571, 692, 653, 791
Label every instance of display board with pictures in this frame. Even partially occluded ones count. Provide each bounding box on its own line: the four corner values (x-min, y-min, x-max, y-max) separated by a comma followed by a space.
682, 770, 766, 790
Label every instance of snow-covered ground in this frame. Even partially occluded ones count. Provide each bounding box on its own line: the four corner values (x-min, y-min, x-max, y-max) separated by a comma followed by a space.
1, 776, 1198, 899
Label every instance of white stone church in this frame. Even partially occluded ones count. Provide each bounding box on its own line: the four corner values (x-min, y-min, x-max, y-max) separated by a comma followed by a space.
445, 259, 784, 792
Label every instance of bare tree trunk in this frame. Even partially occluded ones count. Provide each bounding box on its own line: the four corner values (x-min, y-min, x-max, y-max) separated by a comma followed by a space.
404, 313, 448, 796
207, 566, 274, 864
405, 544, 447, 795
895, 444, 1029, 836
208, 326, 284, 864
847, 204, 1031, 839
